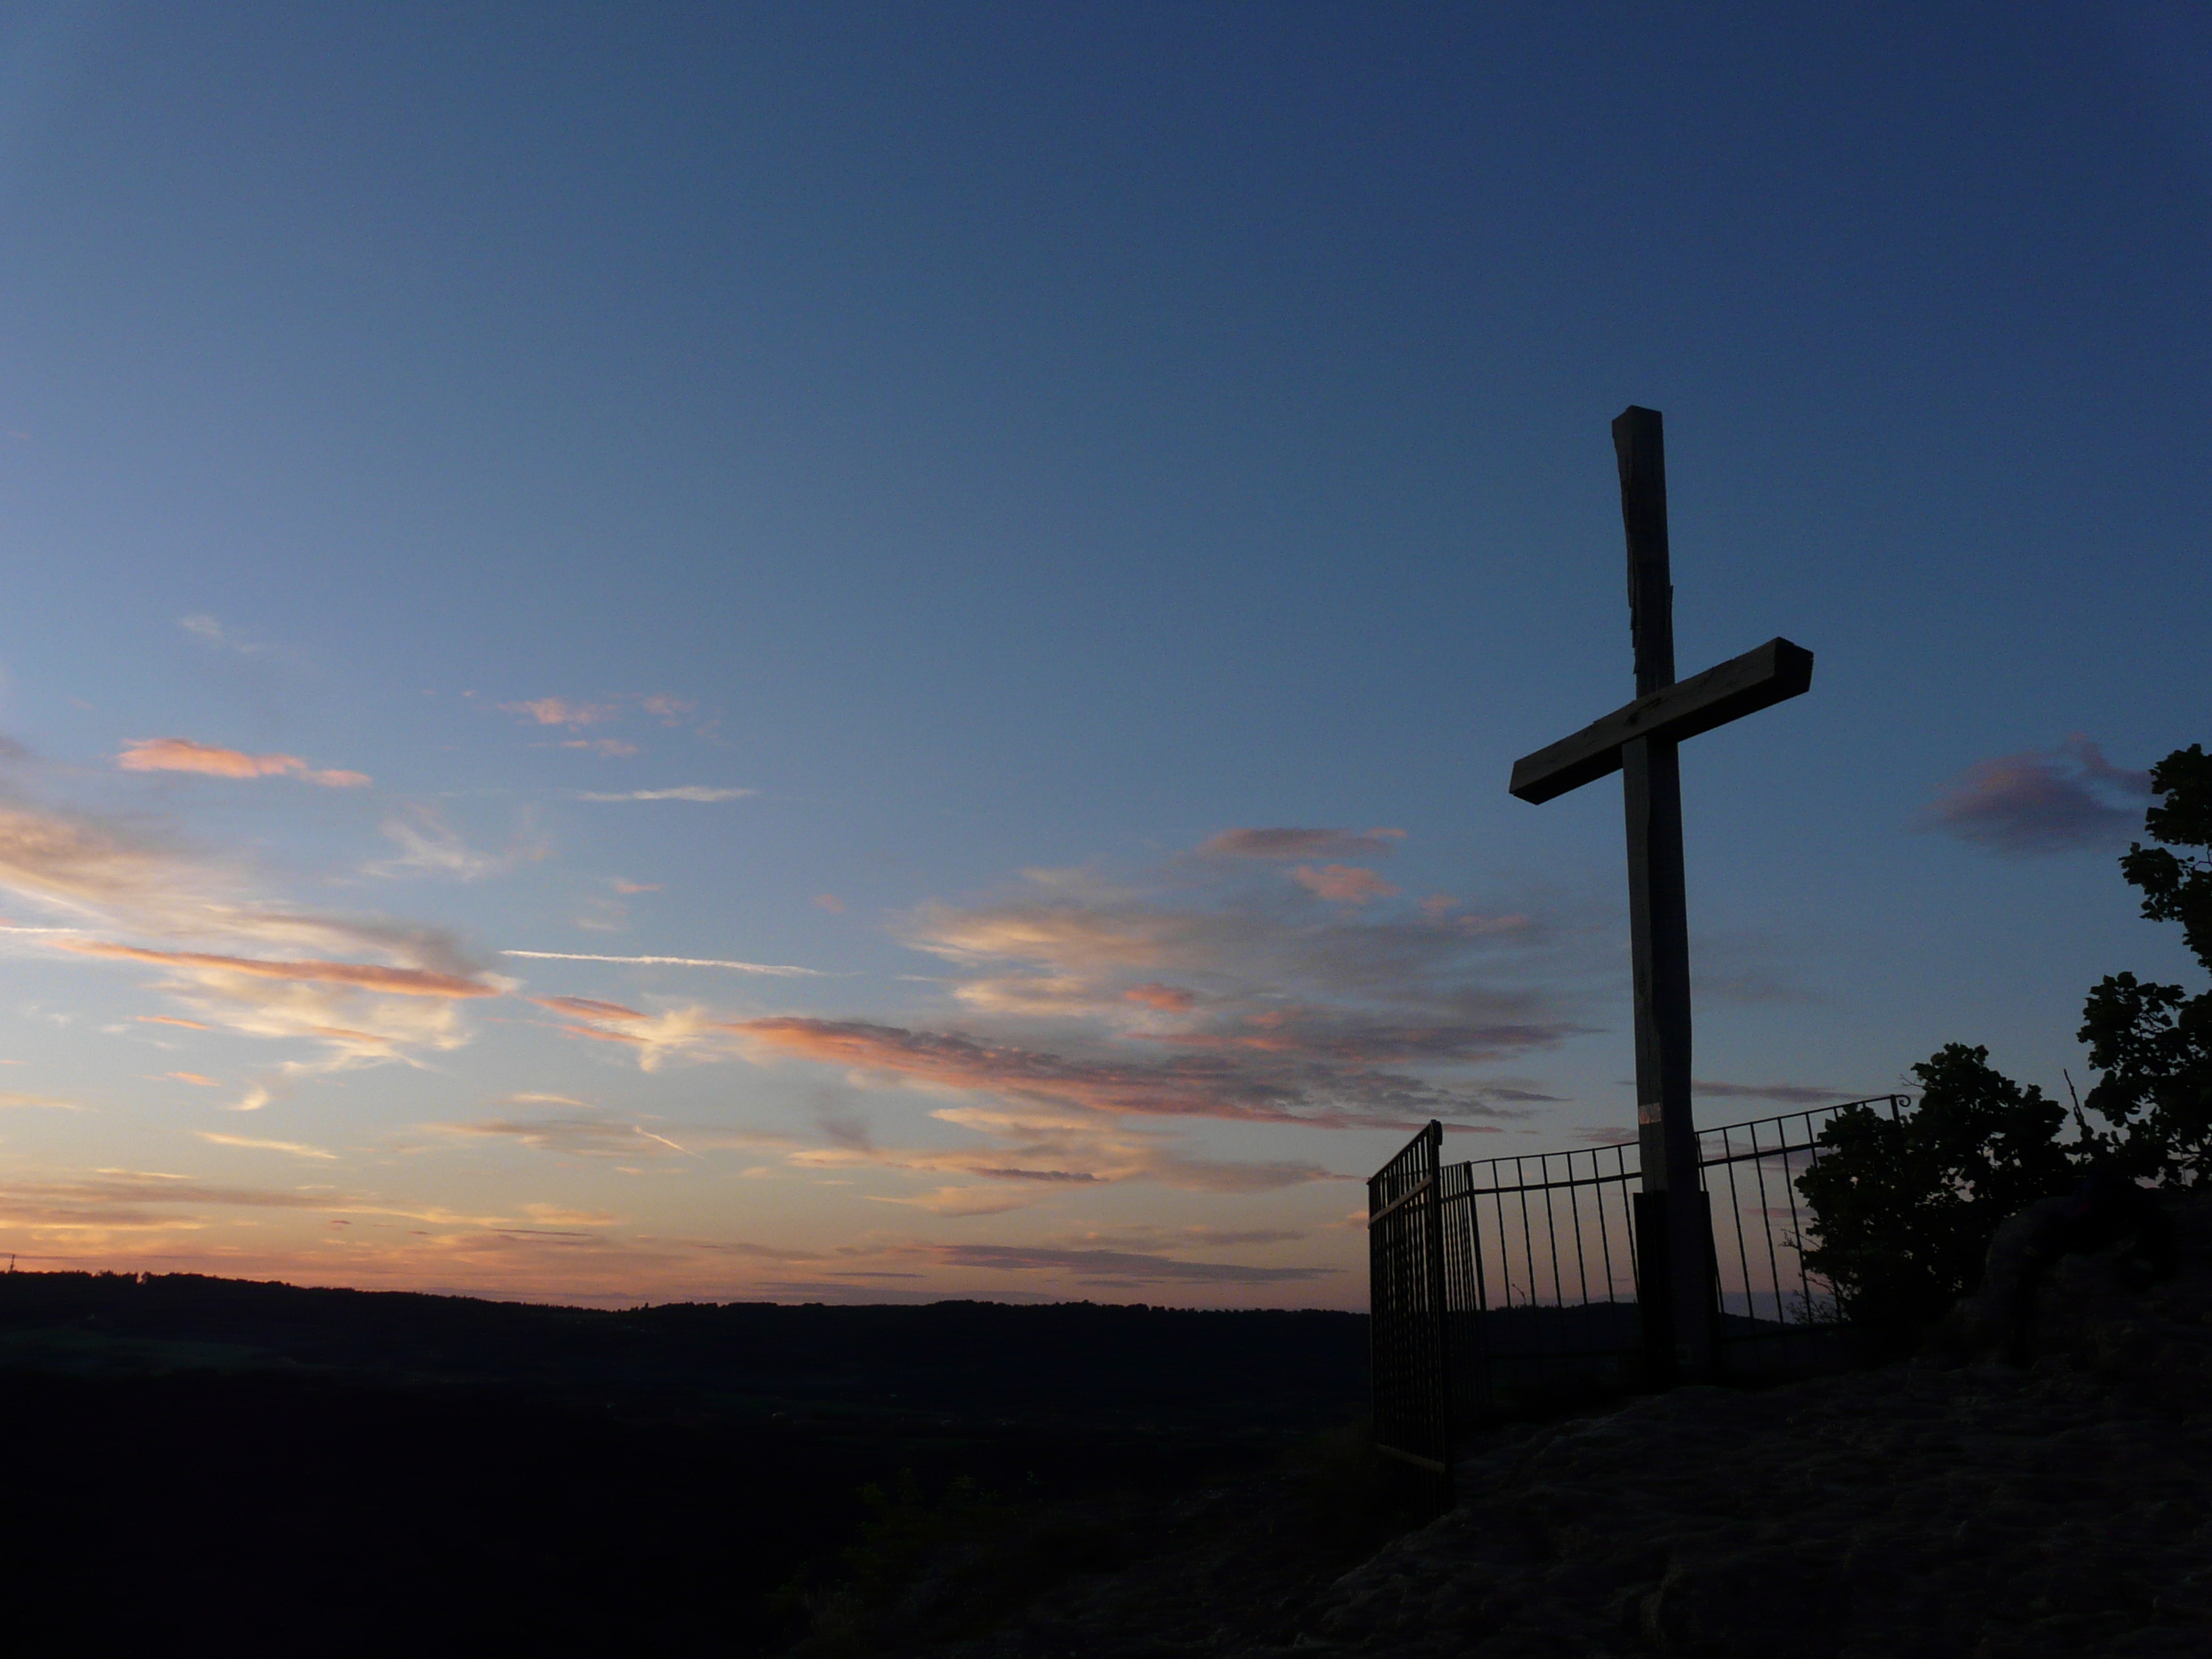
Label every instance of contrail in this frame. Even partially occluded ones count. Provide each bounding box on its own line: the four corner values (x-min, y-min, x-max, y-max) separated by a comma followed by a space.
501, 949, 830, 977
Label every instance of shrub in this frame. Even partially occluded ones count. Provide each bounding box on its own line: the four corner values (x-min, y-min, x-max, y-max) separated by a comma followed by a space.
2080, 744, 2212, 1183
1797, 1044, 2076, 1330
1797, 744, 2211, 1330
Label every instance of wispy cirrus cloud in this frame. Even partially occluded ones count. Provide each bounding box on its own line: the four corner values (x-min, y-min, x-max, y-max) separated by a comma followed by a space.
496, 693, 699, 743
0, 803, 476, 968
118, 737, 368, 788
501, 697, 615, 728
61, 942, 499, 998
0, 799, 502, 1069
1290, 864, 1401, 904
501, 949, 825, 975
527, 994, 737, 1071
739, 1015, 1536, 1131
179, 615, 276, 657
922, 1243, 1334, 1285
781, 1100, 1335, 1193
441, 1114, 691, 1158
575, 786, 754, 803
1202, 827, 1406, 860
0, 1090, 83, 1110
1923, 735, 2152, 857
198, 1131, 337, 1160
370, 805, 547, 882
869, 1186, 1038, 1216
672, 830, 1602, 1200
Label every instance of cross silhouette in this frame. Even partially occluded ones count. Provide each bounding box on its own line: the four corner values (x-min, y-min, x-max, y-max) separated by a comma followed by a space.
1509, 407, 1813, 1380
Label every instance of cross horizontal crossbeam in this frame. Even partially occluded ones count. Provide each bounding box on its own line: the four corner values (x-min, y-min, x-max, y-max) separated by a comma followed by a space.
1507, 636, 1814, 805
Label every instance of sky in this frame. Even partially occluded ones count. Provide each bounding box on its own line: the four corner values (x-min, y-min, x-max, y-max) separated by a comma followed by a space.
0, 1, 2205, 1309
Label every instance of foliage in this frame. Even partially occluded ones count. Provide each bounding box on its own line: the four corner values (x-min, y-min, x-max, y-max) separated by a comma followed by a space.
1797, 744, 2212, 1331
2080, 744, 2212, 1183
1797, 1044, 2076, 1329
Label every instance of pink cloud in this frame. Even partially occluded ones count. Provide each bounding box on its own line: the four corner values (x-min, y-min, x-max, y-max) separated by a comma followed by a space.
1291, 864, 1401, 904
814, 893, 846, 914
741, 1017, 1315, 1123
561, 738, 638, 757
117, 739, 369, 787
1923, 735, 2151, 856
1202, 827, 1406, 859
613, 880, 662, 895
501, 698, 614, 728
640, 695, 696, 722
64, 941, 500, 998
924, 1243, 1332, 1284
1122, 982, 1195, 1011
530, 995, 647, 1021
737, 1014, 1537, 1130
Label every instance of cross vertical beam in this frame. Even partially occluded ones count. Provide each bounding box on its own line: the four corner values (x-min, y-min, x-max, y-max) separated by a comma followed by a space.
1613, 407, 1719, 1382
1511, 409, 1810, 1387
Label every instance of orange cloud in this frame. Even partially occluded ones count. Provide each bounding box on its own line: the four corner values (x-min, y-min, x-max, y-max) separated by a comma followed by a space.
117, 738, 369, 788
501, 697, 613, 728
739, 1017, 1321, 1126
1291, 865, 1401, 904
161, 1071, 220, 1086
119, 738, 302, 778
530, 996, 647, 1021
136, 1015, 211, 1030
561, 1023, 646, 1046
63, 941, 499, 998
535, 1000, 734, 1070
1202, 827, 1406, 859
1123, 983, 1195, 1012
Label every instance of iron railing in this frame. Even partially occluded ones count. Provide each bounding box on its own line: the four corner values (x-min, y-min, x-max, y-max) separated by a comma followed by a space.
1369, 1095, 1909, 1479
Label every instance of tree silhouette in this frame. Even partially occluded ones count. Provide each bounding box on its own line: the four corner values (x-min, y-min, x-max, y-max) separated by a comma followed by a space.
1798, 743, 2211, 1330
1797, 1044, 2074, 1330
2080, 744, 2212, 1183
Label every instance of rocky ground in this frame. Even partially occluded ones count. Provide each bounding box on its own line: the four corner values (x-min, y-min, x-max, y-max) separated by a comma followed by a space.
887, 1195, 2212, 1658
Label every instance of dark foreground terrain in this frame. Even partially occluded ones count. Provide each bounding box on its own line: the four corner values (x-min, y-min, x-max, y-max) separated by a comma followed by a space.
0, 1274, 1393, 1653
17, 1200, 2212, 1658
909, 1195, 2212, 1659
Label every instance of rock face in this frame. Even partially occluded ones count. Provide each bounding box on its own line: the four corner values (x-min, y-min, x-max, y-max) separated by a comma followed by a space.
1285, 1366, 2209, 1656
918, 1193, 2212, 1656
1276, 1191, 2212, 1658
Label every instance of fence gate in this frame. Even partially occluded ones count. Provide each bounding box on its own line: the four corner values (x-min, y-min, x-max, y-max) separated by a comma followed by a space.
1367, 1097, 1908, 1481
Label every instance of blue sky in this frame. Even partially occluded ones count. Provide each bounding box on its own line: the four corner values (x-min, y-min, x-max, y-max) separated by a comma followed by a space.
0, 1, 2204, 1305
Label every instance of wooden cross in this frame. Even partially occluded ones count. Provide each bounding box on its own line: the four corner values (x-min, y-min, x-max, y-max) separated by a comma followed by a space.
1509, 407, 1813, 1381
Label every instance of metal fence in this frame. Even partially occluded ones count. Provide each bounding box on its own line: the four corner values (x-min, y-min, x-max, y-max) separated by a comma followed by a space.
1368, 1095, 1910, 1477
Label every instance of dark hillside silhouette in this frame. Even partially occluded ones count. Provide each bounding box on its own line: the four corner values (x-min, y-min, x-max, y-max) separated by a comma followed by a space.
0, 1273, 1368, 1652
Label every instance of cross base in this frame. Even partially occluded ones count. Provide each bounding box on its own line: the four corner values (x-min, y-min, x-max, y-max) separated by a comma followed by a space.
1633, 1188, 1721, 1383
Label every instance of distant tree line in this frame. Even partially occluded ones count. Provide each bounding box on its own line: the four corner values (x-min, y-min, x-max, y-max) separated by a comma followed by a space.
1798, 744, 2212, 1330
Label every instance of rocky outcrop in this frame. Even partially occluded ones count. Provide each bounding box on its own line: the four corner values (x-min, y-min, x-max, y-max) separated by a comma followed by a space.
1280, 1364, 2209, 1656
921, 1193, 2212, 1656
1273, 1189, 2212, 1657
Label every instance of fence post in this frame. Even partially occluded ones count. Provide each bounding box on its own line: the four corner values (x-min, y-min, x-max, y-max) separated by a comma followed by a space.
1420, 1120, 1452, 1503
